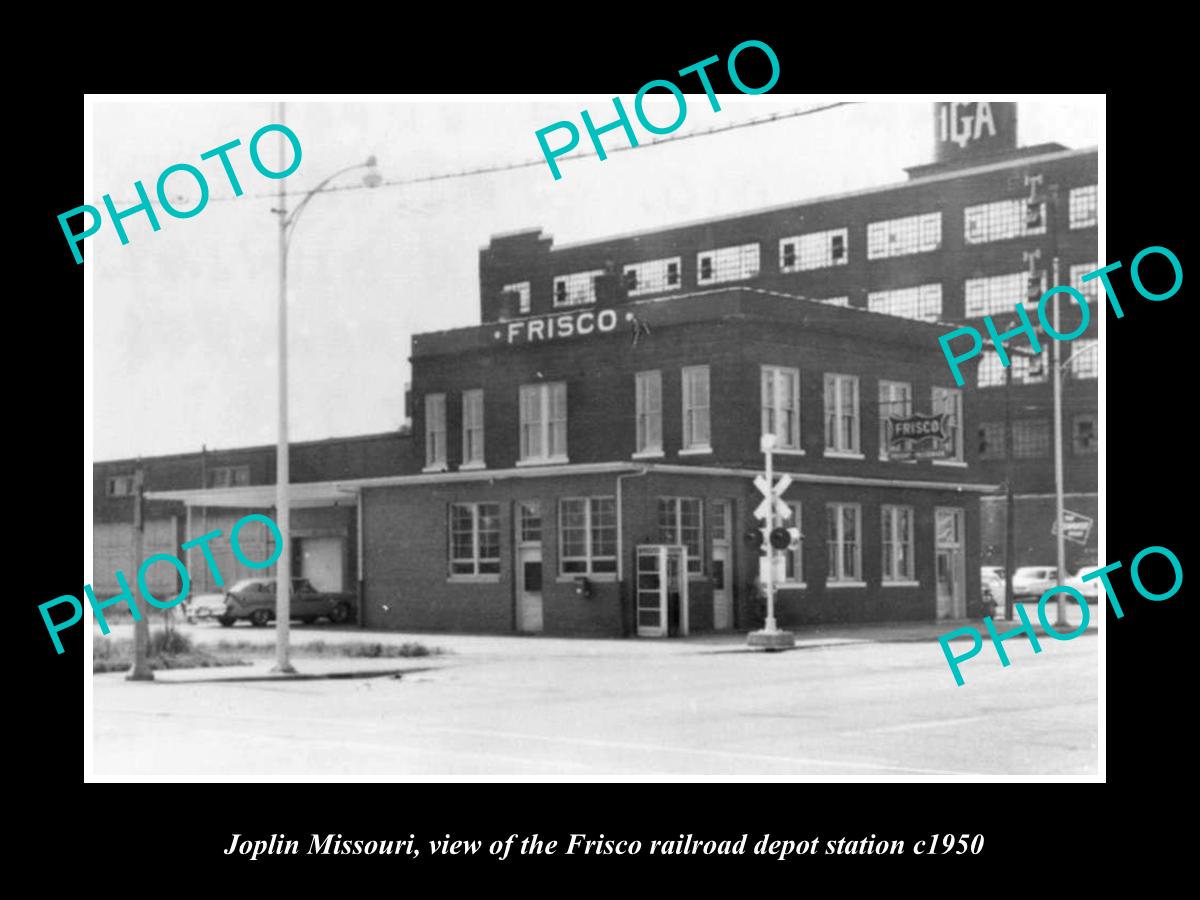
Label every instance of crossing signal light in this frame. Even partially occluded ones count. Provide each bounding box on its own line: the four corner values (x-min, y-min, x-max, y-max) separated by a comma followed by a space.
769, 526, 801, 550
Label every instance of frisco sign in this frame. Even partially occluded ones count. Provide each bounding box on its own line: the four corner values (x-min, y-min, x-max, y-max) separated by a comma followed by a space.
886, 413, 952, 460
497, 308, 623, 345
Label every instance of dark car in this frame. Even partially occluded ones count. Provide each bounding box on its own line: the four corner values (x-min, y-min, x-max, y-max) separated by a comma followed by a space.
217, 577, 356, 627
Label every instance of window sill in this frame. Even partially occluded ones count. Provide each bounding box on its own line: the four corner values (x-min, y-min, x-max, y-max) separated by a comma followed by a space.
422, 464, 448, 474
447, 575, 501, 584
882, 580, 920, 588
678, 446, 713, 456
824, 450, 865, 460
772, 448, 805, 456
555, 574, 617, 584
777, 581, 807, 589
516, 456, 570, 467
826, 580, 867, 588
458, 461, 487, 471
879, 455, 918, 464
932, 459, 968, 468
632, 449, 665, 460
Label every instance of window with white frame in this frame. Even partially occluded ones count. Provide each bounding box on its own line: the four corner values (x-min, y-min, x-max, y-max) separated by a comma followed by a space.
867, 283, 942, 322
519, 382, 567, 463
696, 243, 760, 285
559, 497, 617, 575
761, 366, 800, 450
657, 497, 703, 574
1069, 185, 1097, 229
824, 374, 860, 455
206, 465, 250, 488
783, 501, 803, 583
1069, 262, 1100, 303
964, 272, 1027, 317
866, 212, 941, 259
552, 270, 604, 307
461, 389, 484, 467
964, 198, 1046, 244
977, 352, 1005, 388
518, 501, 542, 543
882, 505, 915, 583
681, 366, 711, 451
979, 352, 1049, 388
878, 380, 912, 459
1069, 339, 1098, 380
826, 502, 862, 582
624, 257, 682, 296
448, 502, 501, 577
932, 386, 964, 461
779, 228, 848, 272
106, 474, 136, 497
634, 370, 662, 455
501, 281, 531, 314
424, 393, 446, 470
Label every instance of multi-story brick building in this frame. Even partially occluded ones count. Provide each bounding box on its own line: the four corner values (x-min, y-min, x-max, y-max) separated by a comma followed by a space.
96, 102, 1096, 636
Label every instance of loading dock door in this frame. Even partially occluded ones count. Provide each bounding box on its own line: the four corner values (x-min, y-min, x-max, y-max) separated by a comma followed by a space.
299, 536, 344, 592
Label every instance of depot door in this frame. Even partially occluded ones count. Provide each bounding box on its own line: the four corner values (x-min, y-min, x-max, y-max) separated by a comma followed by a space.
935, 507, 966, 619
515, 501, 544, 633
711, 500, 733, 630
637, 545, 689, 637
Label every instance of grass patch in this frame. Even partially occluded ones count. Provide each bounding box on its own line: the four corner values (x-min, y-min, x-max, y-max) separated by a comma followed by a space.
212, 639, 443, 659
93, 630, 250, 674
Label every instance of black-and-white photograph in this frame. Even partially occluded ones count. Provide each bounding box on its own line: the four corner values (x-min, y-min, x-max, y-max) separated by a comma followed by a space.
84, 95, 1101, 780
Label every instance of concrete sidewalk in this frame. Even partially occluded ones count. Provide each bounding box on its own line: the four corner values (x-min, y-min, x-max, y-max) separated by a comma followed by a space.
94, 599, 1097, 667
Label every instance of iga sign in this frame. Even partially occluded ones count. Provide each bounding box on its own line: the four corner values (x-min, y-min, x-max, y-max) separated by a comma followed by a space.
886, 413, 953, 460
496, 308, 622, 345
934, 102, 1016, 162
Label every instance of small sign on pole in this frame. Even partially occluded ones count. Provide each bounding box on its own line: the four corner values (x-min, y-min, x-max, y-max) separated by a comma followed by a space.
1052, 509, 1094, 545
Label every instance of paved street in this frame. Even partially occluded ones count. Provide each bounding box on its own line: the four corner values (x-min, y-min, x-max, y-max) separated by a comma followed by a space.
91, 614, 1098, 778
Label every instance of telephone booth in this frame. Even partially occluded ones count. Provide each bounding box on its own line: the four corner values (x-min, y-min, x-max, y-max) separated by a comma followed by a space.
635, 545, 689, 637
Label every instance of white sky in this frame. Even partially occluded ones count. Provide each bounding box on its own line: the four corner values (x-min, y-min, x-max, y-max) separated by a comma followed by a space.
90, 97, 1100, 460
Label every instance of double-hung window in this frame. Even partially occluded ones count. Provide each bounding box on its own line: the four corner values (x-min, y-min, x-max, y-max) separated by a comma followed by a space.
761, 366, 800, 451
448, 502, 500, 577
932, 386, 964, 462
681, 366, 711, 452
559, 497, 617, 575
634, 371, 663, 456
878, 380, 912, 460
783, 501, 803, 584
461, 389, 484, 468
824, 374, 861, 456
424, 393, 447, 471
519, 382, 567, 464
826, 502, 862, 583
881, 505, 915, 583
657, 497, 703, 574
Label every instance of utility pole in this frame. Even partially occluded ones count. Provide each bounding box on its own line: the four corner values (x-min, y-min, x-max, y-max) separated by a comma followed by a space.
1003, 351, 1015, 621
274, 100, 296, 674
127, 465, 153, 681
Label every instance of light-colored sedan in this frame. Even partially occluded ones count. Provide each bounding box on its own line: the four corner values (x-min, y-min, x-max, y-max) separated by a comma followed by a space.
1064, 567, 1102, 601
184, 592, 229, 623
980, 566, 1006, 602
1011, 566, 1060, 601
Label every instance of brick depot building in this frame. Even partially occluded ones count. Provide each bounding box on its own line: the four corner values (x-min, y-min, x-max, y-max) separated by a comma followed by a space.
97, 102, 1096, 637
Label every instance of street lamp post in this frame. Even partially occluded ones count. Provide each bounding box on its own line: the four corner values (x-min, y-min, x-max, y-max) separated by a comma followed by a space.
271, 100, 379, 673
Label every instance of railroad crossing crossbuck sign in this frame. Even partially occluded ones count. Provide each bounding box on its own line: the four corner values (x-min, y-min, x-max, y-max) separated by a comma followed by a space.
753, 473, 793, 525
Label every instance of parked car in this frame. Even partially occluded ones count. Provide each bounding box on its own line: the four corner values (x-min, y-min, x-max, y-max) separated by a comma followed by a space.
1064, 567, 1101, 601
980, 566, 1006, 602
217, 577, 356, 627
184, 592, 229, 623
1011, 566, 1060, 601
